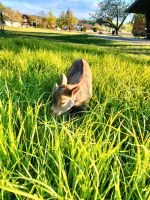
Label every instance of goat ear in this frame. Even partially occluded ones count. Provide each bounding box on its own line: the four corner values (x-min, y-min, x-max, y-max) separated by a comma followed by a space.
52, 83, 58, 92
71, 85, 80, 96
66, 84, 78, 90
64, 84, 79, 96
61, 73, 67, 85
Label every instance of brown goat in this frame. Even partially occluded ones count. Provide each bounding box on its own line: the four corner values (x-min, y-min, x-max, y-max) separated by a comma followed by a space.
51, 59, 92, 115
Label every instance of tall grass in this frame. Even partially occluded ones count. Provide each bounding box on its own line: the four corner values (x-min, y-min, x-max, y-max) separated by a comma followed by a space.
0, 29, 150, 199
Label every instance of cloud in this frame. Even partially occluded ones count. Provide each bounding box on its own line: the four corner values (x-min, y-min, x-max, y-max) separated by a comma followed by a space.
2, 1, 48, 15
1, 0, 98, 19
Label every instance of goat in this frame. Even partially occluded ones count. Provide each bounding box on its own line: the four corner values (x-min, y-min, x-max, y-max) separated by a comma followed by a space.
51, 59, 92, 115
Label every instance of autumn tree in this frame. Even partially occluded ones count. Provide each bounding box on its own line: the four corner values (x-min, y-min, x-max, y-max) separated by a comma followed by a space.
57, 11, 66, 29
0, 2, 4, 10
28, 15, 36, 27
65, 9, 78, 30
28, 15, 42, 28
3, 7, 22, 23
91, 0, 130, 35
47, 11, 56, 29
40, 16, 48, 28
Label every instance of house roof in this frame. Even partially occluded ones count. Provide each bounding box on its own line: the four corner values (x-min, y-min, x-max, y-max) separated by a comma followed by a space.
83, 24, 93, 30
127, 0, 150, 14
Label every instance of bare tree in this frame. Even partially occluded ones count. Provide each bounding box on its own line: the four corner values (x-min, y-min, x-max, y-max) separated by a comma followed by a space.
91, 0, 130, 35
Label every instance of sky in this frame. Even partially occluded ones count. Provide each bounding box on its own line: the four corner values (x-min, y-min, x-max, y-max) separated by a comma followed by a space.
1, 0, 98, 19
1, 0, 133, 20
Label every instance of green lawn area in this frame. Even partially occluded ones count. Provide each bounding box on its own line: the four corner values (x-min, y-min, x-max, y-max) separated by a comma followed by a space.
0, 28, 150, 200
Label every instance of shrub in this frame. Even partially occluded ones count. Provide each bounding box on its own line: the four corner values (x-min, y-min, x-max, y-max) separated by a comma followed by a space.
81, 27, 86, 32
92, 26, 98, 32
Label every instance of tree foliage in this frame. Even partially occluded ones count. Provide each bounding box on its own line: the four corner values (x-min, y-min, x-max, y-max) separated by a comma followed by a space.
91, 0, 130, 35
0, 2, 79, 30
46, 11, 56, 29
57, 9, 77, 30
57, 11, 66, 29
65, 9, 78, 30
1, 2, 22, 26
27, 15, 42, 28
0, 2, 4, 32
3, 7, 22, 22
0, 2, 4, 10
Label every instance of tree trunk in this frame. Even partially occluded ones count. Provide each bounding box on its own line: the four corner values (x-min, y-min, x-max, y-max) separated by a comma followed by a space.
115, 29, 119, 35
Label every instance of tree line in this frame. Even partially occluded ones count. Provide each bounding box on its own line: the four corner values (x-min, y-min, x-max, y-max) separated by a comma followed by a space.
0, 0, 145, 35
0, 2, 78, 30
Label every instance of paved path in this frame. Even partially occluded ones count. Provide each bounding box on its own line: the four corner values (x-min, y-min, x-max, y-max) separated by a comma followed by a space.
93, 34, 150, 45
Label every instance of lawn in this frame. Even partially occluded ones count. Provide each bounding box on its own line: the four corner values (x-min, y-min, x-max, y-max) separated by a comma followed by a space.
0, 28, 150, 200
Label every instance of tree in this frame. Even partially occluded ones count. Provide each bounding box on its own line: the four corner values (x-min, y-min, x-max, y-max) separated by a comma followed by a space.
3, 7, 22, 23
47, 11, 56, 29
0, 2, 4, 32
65, 9, 78, 30
91, 0, 130, 35
28, 15, 41, 28
57, 11, 66, 29
0, 2, 4, 10
40, 16, 48, 28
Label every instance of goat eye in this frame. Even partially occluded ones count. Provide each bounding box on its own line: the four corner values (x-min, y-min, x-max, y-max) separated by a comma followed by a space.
60, 102, 66, 106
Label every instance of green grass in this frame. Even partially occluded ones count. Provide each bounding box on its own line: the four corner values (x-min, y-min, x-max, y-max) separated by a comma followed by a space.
0, 28, 150, 200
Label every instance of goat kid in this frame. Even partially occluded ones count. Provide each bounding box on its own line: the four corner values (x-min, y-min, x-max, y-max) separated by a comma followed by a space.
51, 59, 92, 115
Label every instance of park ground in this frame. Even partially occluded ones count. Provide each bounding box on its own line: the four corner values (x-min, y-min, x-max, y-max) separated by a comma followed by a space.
0, 27, 150, 199
94, 34, 150, 45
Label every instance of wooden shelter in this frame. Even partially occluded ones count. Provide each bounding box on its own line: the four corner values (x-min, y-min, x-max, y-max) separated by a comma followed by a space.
132, 17, 146, 37
127, 0, 150, 38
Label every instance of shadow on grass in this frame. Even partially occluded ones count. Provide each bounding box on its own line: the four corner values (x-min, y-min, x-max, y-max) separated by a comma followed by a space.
0, 30, 117, 59
1, 30, 150, 66
1, 30, 122, 47
118, 48, 150, 55
1, 30, 150, 52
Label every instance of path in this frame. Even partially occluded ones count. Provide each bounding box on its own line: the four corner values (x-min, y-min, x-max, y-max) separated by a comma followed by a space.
93, 34, 150, 45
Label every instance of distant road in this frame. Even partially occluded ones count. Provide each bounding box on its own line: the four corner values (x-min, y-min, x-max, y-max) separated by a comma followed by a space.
92, 34, 150, 45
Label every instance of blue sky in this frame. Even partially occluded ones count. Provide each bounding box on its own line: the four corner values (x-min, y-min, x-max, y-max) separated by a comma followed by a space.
1, 0, 98, 19
1, 0, 133, 20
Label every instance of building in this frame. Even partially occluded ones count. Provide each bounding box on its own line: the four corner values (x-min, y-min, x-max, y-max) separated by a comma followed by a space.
2, 8, 22, 28
77, 20, 94, 32
127, 0, 150, 38
5, 20, 21, 27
